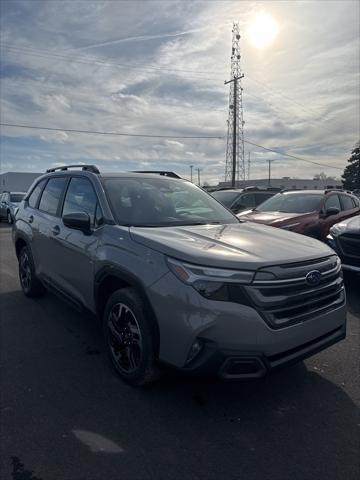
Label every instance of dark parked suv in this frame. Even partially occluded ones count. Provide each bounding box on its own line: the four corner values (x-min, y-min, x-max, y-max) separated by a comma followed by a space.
13, 165, 346, 385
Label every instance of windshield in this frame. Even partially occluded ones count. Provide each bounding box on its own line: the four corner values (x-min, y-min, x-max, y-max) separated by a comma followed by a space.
211, 190, 240, 207
103, 177, 239, 227
10, 193, 25, 203
256, 193, 323, 213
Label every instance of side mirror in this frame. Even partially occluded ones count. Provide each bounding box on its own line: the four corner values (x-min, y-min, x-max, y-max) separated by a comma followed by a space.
325, 207, 340, 217
63, 212, 91, 234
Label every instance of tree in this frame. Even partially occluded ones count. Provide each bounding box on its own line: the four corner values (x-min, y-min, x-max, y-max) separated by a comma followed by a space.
342, 142, 360, 190
313, 172, 336, 182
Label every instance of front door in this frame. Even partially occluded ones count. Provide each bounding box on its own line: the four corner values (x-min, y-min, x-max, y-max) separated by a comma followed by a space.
49, 176, 102, 310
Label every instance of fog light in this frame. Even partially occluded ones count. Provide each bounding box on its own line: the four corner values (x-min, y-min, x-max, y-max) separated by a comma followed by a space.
185, 339, 203, 365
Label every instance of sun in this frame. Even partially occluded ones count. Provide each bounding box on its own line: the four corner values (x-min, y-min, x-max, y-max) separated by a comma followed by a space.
247, 12, 279, 49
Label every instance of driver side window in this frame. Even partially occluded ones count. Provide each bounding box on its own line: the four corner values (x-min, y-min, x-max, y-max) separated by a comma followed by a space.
62, 177, 98, 225
324, 194, 341, 211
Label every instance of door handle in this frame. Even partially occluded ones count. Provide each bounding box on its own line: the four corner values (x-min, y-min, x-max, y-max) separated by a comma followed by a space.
51, 225, 60, 236
28, 215, 34, 224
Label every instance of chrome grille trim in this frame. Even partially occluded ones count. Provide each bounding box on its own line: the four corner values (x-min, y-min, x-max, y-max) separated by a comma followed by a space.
246, 255, 344, 329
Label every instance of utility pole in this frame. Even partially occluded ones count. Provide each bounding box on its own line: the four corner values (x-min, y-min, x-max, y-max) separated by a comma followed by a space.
190, 165, 193, 183
267, 159, 274, 186
224, 22, 245, 189
248, 152, 251, 180
197, 168, 201, 186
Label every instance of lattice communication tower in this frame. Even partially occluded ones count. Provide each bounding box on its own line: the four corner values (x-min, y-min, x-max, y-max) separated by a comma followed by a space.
224, 22, 245, 186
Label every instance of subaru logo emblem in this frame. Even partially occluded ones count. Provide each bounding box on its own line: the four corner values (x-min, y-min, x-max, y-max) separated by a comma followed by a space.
306, 270, 322, 286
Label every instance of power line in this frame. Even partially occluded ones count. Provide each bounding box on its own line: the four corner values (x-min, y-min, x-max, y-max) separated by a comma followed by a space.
243, 139, 343, 170
0, 122, 344, 170
1, 44, 223, 79
0, 122, 224, 139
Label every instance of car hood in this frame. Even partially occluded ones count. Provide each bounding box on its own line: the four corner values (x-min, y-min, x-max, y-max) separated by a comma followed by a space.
331, 214, 360, 234
238, 211, 306, 225
130, 222, 334, 269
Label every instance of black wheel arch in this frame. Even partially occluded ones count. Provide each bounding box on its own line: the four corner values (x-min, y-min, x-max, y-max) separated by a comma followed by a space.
14, 234, 29, 258
95, 265, 160, 355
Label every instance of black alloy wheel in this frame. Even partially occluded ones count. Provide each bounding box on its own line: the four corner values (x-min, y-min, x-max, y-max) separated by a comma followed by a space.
103, 288, 160, 386
19, 249, 31, 293
107, 302, 143, 374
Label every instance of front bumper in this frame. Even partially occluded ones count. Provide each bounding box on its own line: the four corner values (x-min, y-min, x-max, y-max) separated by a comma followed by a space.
148, 272, 347, 376
182, 323, 346, 379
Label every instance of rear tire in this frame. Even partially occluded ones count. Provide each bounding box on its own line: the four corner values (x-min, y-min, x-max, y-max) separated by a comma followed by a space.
18, 246, 46, 298
103, 288, 160, 386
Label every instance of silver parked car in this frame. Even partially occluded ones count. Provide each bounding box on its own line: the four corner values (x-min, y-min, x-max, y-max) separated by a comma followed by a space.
0, 191, 25, 223
327, 215, 360, 273
13, 165, 346, 385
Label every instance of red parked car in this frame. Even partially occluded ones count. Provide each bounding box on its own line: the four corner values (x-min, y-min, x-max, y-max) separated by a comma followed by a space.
238, 189, 360, 241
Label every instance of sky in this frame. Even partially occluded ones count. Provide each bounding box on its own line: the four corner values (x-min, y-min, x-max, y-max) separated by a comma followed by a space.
0, 0, 359, 184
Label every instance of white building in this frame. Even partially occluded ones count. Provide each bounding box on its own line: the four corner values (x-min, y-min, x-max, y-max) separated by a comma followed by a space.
0, 172, 42, 193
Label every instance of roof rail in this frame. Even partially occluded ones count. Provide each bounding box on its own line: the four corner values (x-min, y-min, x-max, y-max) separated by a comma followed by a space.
324, 188, 344, 194
243, 186, 259, 191
132, 170, 181, 179
46, 164, 100, 174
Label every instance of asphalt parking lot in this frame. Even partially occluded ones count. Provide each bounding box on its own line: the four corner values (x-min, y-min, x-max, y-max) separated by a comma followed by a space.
0, 223, 359, 480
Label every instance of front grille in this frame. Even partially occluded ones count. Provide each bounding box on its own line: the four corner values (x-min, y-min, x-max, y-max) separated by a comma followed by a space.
338, 234, 360, 258
245, 255, 345, 329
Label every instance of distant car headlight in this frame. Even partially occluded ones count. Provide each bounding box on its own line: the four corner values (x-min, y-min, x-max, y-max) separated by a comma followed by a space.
280, 222, 301, 230
167, 257, 254, 300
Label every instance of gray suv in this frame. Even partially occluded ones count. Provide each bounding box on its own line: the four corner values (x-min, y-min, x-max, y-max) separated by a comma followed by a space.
13, 165, 347, 385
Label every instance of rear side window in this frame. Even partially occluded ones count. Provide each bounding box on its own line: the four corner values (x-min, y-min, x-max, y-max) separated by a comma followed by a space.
340, 194, 355, 211
38, 177, 67, 216
28, 179, 46, 209
62, 177, 98, 224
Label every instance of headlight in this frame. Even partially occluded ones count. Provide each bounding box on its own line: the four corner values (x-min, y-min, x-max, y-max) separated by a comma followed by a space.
330, 222, 347, 236
167, 257, 254, 300
280, 222, 300, 230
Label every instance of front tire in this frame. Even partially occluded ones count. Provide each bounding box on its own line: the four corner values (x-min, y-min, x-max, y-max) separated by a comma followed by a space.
18, 246, 46, 298
103, 288, 160, 386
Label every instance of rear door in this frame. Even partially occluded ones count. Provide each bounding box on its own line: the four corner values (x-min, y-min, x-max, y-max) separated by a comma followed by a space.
21, 179, 47, 271
339, 194, 360, 221
36, 176, 68, 280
